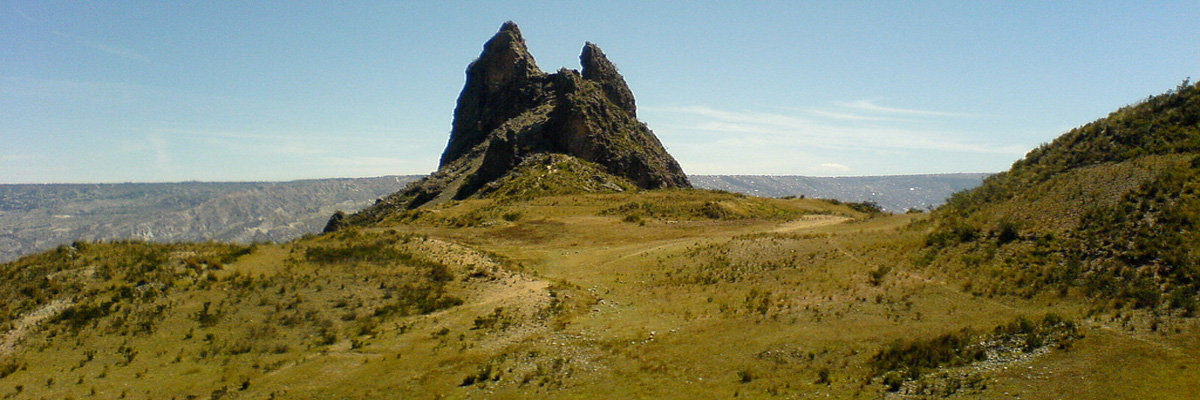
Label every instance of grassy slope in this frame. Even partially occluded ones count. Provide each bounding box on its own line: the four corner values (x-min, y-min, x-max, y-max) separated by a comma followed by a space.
923, 82, 1200, 312
1, 189, 1196, 399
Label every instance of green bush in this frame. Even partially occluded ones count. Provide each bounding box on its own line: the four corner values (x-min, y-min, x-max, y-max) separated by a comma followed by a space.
0, 360, 19, 380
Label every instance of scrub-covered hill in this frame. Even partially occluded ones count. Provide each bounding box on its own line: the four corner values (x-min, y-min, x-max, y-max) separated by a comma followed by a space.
921, 81, 1200, 312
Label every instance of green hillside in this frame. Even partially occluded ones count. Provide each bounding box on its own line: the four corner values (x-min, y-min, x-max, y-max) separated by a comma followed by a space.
923, 81, 1200, 312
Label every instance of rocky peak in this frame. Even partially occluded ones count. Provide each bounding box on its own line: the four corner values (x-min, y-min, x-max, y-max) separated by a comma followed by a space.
332, 22, 690, 229
580, 42, 638, 117
441, 21, 545, 166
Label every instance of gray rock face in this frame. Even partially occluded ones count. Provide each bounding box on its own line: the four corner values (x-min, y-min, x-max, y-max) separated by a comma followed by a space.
438, 22, 687, 190
581, 42, 637, 118
340, 22, 690, 227
441, 21, 545, 167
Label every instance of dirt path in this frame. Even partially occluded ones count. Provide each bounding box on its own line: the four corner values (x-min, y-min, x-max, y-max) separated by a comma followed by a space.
770, 215, 851, 233
613, 215, 853, 263
0, 298, 73, 356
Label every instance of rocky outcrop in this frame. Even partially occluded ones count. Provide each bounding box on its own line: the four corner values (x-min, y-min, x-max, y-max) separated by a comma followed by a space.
580, 42, 637, 118
322, 210, 347, 233
336, 22, 690, 228
441, 21, 544, 167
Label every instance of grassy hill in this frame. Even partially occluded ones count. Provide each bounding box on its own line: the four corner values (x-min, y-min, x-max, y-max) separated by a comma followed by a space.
1, 187, 1196, 399
921, 80, 1200, 313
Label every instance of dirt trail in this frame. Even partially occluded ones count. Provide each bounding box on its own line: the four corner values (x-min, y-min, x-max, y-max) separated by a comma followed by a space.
1, 298, 73, 356
553, 215, 856, 283
770, 215, 851, 233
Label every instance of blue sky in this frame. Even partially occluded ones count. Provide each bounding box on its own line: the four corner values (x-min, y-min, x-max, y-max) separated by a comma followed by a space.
2, 1, 1198, 183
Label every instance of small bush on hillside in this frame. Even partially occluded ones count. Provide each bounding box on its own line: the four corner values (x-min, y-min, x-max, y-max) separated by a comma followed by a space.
846, 200, 884, 214
868, 265, 892, 286
871, 314, 1081, 391
0, 360, 19, 380
995, 220, 1020, 244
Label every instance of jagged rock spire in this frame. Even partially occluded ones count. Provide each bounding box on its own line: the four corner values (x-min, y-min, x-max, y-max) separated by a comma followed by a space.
435, 21, 688, 197
333, 22, 690, 228
441, 21, 545, 166
581, 42, 637, 117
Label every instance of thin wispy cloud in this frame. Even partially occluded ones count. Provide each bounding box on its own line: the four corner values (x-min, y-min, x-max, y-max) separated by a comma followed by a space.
177, 131, 327, 157
1, 76, 149, 101
654, 105, 1021, 155
835, 100, 981, 118
817, 163, 851, 172
158, 128, 439, 155
0, 154, 35, 162
12, 6, 35, 23
50, 31, 151, 63
146, 132, 173, 173
801, 109, 896, 122
15, 6, 150, 63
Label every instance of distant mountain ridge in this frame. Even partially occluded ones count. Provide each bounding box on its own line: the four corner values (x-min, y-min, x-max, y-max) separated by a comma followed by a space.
0, 176, 419, 262
691, 173, 989, 212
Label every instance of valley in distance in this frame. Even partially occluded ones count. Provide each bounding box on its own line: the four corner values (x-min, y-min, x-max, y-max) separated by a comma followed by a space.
1, 22, 1196, 399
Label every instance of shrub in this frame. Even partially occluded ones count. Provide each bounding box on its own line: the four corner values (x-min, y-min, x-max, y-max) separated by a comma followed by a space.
995, 220, 1020, 244
847, 200, 884, 214
868, 265, 892, 286
816, 368, 831, 385
0, 360, 18, 379
736, 369, 753, 383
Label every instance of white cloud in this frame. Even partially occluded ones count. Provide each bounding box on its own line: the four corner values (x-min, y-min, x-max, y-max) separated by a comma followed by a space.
48, 30, 150, 63
643, 101, 1029, 175
13, 7, 36, 23
1, 76, 150, 101
816, 163, 851, 172
146, 132, 172, 172
15, 7, 150, 63
835, 100, 981, 118
654, 106, 1023, 155
0, 154, 35, 162
801, 108, 897, 121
